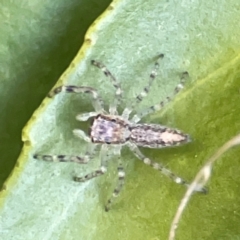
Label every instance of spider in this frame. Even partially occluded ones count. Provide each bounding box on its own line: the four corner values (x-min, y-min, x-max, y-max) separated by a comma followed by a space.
34, 54, 206, 211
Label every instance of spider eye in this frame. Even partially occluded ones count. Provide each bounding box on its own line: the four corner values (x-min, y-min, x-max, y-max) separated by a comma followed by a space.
111, 119, 116, 122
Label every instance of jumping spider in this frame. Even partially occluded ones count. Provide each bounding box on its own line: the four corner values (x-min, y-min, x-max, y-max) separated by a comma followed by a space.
34, 54, 206, 211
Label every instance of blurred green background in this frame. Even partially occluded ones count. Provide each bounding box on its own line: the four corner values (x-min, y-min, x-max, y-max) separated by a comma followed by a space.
0, 0, 112, 188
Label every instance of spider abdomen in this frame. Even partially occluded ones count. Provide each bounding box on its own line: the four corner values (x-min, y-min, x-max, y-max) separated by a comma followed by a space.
129, 124, 190, 148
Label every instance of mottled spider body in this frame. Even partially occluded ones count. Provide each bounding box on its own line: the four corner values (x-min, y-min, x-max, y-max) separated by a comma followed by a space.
129, 124, 189, 148
34, 55, 206, 211
90, 114, 130, 144
90, 114, 189, 147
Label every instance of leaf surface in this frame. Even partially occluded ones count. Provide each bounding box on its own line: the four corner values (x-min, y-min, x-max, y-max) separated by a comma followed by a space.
1, 0, 240, 239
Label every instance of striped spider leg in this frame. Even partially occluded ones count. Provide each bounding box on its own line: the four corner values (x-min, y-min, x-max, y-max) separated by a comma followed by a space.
34, 54, 206, 212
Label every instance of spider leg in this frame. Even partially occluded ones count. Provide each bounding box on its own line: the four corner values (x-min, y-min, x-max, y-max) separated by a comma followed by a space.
73, 129, 91, 143
73, 144, 110, 182
105, 148, 125, 211
131, 71, 189, 123
76, 112, 99, 122
48, 85, 104, 113
128, 142, 207, 193
122, 54, 164, 119
33, 143, 97, 164
91, 60, 122, 115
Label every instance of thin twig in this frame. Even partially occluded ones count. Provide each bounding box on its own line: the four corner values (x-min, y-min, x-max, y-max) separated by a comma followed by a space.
169, 133, 240, 240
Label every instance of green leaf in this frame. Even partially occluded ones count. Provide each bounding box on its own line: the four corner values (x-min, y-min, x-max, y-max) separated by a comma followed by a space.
0, 0, 112, 188
1, 0, 240, 240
